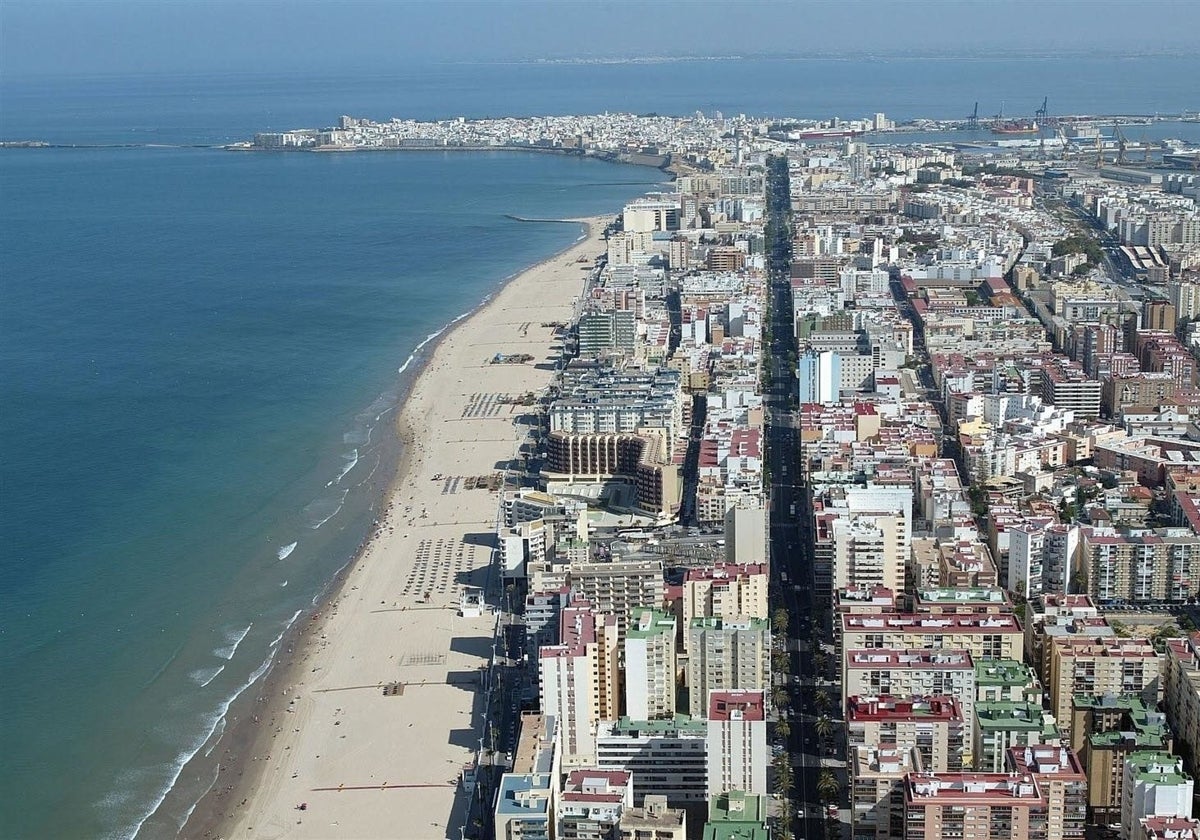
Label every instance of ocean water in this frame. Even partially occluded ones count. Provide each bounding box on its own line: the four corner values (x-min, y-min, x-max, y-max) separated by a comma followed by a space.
0, 55, 1196, 840
0, 148, 663, 839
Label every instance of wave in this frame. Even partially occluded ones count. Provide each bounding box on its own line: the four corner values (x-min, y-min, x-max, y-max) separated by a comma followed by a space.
125, 652, 274, 840
189, 665, 225, 688
304, 488, 348, 530
276, 541, 297, 560
280, 580, 288, 588
335, 448, 359, 484
269, 609, 304, 649
213, 623, 252, 661
141, 641, 185, 690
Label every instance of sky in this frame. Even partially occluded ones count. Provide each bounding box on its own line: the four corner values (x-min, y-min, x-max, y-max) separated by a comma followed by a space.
2, 0, 1199, 78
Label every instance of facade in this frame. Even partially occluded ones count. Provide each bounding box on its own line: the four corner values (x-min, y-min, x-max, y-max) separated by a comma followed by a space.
1048, 636, 1162, 740
846, 695, 966, 773
568, 560, 665, 636
1080, 527, 1200, 603
545, 431, 681, 519
539, 602, 622, 766
624, 608, 677, 721
495, 773, 554, 840
705, 690, 767, 797
842, 649, 975, 736
687, 617, 771, 719
839, 613, 1023, 664
1005, 745, 1088, 840
1163, 635, 1200, 780
973, 701, 1057, 772
677, 563, 769, 649
557, 769, 635, 840
595, 717, 708, 807
1122, 753, 1196, 840
616, 795, 687, 840
1024, 594, 1110, 683
1072, 694, 1174, 824
903, 772, 1058, 840
850, 743, 921, 840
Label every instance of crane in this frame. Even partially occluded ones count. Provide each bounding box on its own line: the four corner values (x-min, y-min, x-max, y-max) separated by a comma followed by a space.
968, 101, 979, 130
1035, 97, 1049, 126
1113, 125, 1129, 166
1055, 125, 1070, 161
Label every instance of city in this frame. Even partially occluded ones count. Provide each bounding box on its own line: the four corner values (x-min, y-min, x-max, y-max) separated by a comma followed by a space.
450, 111, 1200, 840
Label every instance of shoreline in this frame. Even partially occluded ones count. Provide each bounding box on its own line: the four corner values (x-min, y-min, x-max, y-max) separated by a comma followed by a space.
180, 215, 611, 840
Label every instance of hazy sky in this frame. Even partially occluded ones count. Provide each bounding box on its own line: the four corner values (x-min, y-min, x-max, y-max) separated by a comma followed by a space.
3, 0, 1198, 78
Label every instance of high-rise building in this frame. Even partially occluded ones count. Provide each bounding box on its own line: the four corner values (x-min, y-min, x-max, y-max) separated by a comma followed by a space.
494, 773, 555, 840
1024, 594, 1110, 684
557, 769, 634, 840
1163, 635, 1200, 780
1122, 752, 1195, 840
1005, 745, 1088, 840
850, 743, 922, 840
1080, 527, 1200, 603
687, 617, 771, 719
624, 608, 677, 721
903, 772, 1063, 840
1047, 637, 1162, 740
676, 563, 769, 647
847, 695, 966, 772
567, 559, 665, 636
705, 690, 767, 797
973, 701, 1059, 772
596, 717, 708, 808
842, 650, 976, 739
616, 795, 687, 840
540, 602, 622, 766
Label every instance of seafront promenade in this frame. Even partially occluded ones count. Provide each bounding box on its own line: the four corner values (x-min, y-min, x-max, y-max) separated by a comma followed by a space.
189, 218, 609, 839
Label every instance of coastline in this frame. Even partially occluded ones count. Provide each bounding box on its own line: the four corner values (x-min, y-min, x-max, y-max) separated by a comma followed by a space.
181, 214, 612, 840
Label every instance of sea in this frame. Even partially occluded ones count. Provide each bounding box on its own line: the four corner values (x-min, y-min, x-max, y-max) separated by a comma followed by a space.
0, 54, 1197, 840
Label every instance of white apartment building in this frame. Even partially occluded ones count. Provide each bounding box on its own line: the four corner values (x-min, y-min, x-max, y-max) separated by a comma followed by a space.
705, 690, 767, 798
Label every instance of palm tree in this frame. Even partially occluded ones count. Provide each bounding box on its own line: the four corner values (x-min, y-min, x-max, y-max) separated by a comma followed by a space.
772, 687, 791, 710
773, 650, 790, 675
773, 607, 790, 636
775, 719, 791, 740
815, 714, 834, 741
813, 689, 831, 713
817, 769, 840, 803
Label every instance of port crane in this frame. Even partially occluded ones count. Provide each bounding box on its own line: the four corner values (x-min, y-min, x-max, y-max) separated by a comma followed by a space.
1035, 97, 1049, 125
967, 102, 979, 130
1113, 125, 1129, 166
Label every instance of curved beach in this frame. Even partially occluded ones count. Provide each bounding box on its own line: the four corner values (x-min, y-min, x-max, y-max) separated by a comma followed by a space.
183, 215, 610, 839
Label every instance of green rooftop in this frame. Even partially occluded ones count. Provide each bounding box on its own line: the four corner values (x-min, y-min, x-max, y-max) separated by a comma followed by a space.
628, 607, 676, 639
702, 825, 770, 840
1127, 751, 1191, 785
975, 701, 1046, 731
690, 616, 769, 631
976, 659, 1033, 687
708, 790, 767, 825
609, 715, 706, 736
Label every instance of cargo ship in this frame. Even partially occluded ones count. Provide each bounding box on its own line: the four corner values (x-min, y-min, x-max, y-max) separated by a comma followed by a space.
991, 120, 1039, 135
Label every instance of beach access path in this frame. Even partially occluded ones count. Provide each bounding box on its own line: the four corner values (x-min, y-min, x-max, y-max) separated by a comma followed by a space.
206, 216, 609, 840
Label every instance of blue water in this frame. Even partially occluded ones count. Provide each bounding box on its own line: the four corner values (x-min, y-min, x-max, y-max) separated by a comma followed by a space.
0, 55, 1197, 840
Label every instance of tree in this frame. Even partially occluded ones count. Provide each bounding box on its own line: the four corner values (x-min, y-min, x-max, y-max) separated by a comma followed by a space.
775, 719, 792, 740
773, 687, 791, 710
817, 770, 840, 803
773, 607, 790, 636
813, 689, 831, 713
815, 714, 834, 741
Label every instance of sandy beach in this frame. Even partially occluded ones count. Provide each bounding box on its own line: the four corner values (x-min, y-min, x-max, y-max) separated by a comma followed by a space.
185, 215, 610, 840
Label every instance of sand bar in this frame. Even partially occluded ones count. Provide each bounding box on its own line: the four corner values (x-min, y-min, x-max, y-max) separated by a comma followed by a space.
190, 215, 610, 839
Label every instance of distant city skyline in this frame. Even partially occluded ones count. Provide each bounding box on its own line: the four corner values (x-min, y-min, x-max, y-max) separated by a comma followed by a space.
3, 0, 1200, 78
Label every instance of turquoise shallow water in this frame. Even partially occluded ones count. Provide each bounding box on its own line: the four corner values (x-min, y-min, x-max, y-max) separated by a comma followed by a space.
0, 147, 659, 839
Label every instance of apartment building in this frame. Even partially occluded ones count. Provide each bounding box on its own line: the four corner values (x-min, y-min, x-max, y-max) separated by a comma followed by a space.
1005, 745, 1088, 840
494, 773, 555, 840
1163, 635, 1200, 779
974, 701, 1058, 772
624, 608, 677, 721
1024, 594, 1111, 683
557, 769, 635, 840
1048, 637, 1162, 740
595, 717, 708, 808
539, 602, 622, 766
567, 559, 665, 636
687, 617, 770, 719
675, 564, 769, 652
975, 658, 1041, 705
903, 772, 1058, 840
1122, 753, 1196, 840
839, 613, 1023, 664
616, 795, 687, 840
1080, 527, 1200, 603
847, 695, 966, 773
850, 743, 922, 840
842, 649, 976, 736
705, 690, 767, 798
